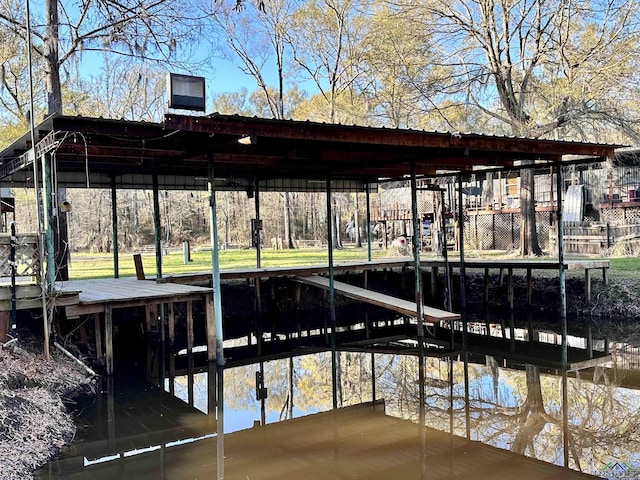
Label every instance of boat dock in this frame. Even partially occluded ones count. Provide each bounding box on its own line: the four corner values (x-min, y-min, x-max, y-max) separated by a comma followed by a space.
1, 257, 611, 376
60, 277, 214, 375
294, 274, 460, 323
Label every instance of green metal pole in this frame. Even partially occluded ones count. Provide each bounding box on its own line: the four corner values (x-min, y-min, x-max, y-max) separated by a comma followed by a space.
208, 154, 225, 480
255, 178, 261, 269
208, 155, 225, 366
410, 161, 426, 427
366, 185, 372, 262
152, 174, 162, 279
26, 0, 49, 359
555, 163, 567, 363
43, 156, 55, 289
111, 177, 119, 278
326, 178, 338, 410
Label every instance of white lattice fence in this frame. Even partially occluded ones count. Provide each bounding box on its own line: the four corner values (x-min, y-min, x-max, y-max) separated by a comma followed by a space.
536, 212, 550, 250
0, 234, 40, 278
624, 207, 640, 224
601, 207, 625, 225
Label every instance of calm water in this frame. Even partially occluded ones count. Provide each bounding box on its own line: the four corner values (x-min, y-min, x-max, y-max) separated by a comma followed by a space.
37, 318, 640, 480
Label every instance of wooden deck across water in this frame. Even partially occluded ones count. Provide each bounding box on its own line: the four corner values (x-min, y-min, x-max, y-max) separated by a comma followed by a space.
56, 277, 214, 375
156, 256, 608, 306
0, 257, 607, 312
294, 275, 460, 323
60, 277, 212, 317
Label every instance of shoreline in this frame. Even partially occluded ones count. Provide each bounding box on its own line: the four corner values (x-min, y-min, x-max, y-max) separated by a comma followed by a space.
0, 342, 93, 480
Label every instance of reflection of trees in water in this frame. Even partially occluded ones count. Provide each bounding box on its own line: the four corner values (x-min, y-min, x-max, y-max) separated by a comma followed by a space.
472, 365, 640, 474
371, 354, 640, 475
169, 351, 640, 474
563, 370, 640, 473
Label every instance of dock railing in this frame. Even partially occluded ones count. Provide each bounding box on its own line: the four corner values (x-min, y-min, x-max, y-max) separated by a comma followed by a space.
0, 233, 40, 283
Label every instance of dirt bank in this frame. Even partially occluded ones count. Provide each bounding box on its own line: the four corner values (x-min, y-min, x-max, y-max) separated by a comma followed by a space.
0, 342, 93, 480
455, 269, 640, 319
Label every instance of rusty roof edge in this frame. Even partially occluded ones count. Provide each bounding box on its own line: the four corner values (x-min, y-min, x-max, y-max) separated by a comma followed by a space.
165, 112, 623, 153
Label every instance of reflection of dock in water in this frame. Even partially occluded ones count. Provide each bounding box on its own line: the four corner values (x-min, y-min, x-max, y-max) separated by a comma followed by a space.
47, 380, 214, 477
44, 400, 599, 480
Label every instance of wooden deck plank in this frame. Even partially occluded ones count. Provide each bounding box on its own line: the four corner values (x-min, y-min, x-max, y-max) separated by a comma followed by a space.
1, 257, 608, 313
155, 257, 609, 285
58, 277, 212, 305
294, 275, 460, 323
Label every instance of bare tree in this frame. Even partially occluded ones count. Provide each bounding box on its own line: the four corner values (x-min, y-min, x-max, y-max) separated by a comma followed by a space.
403, 0, 640, 255
0, 0, 200, 117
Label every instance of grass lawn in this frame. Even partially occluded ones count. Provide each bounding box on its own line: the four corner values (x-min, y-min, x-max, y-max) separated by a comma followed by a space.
68, 246, 392, 279
68, 244, 640, 280
609, 257, 640, 272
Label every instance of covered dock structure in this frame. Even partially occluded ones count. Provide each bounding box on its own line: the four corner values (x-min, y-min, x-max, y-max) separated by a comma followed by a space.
0, 113, 618, 369
0, 112, 619, 479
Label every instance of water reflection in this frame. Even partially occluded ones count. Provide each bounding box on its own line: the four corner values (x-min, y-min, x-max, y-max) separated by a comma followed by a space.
38, 327, 640, 480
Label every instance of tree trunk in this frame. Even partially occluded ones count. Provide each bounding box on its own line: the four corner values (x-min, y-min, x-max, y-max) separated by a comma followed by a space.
45, 0, 62, 116
482, 173, 494, 209
520, 166, 543, 256
283, 192, 295, 249
354, 193, 362, 248
331, 194, 342, 249
45, 0, 69, 278
512, 364, 547, 454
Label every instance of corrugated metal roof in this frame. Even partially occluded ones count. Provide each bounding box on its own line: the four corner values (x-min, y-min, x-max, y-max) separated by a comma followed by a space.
0, 113, 622, 191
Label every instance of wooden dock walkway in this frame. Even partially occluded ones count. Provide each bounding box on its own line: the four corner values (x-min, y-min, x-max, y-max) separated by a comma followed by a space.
61, 277, 212, 317
156, 256, 609, 305
294, 275, 460, 323
58, 277, 214, 375
421, 258, 609, 306
0, 257, 610, 375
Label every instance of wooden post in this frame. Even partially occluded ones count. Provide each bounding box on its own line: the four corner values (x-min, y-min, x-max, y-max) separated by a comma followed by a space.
145, 304, 157, 334
186, 300, 194, 352
484, 268, 489, 305
526, 268, 533, 306
168, 302, 175, 344
585, 269, 592, 305
93, 313, 102, 359
159, 303, 166, 342
188, 350, 195, 407
508, 268, 514, 310
294, 282, 302, 338
107, 376, 115, 449
0, 312, 9, 344
431, 266, 438, 300
105, 303, 113, 376
205, 293, 216, 362
133, 254, 145, 280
